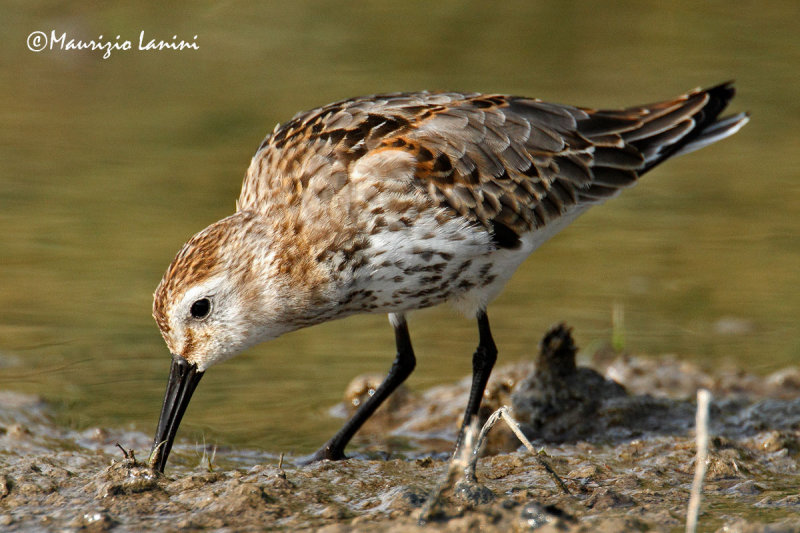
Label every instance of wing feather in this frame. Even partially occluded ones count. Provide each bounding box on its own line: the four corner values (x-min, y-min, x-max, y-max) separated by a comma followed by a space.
240, 84, 747, 249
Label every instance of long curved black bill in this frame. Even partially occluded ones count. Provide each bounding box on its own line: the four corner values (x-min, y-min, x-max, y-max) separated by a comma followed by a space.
150, 354, 204, 473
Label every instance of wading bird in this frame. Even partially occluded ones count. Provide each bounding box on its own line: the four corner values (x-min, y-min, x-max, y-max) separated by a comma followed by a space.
150, 83, 747, 472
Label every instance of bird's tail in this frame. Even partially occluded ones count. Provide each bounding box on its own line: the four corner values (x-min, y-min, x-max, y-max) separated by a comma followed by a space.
580, 81, 750, 176
638, 82, 749, 173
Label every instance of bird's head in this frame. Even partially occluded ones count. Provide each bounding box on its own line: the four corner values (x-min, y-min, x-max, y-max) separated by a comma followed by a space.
151, 211, 285, 372
148, 209, 329, 472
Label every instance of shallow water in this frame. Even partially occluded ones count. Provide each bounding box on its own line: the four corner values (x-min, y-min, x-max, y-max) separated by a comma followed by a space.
1, 2, 798, 454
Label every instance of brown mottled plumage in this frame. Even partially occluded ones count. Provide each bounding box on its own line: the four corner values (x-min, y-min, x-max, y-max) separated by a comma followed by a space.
149, 83, 748, 472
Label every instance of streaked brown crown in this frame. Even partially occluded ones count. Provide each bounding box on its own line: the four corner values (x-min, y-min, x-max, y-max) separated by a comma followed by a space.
152, 212, 257, 334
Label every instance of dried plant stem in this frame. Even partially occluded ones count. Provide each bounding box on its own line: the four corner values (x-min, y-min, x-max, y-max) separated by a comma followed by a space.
420, 406, 572, 523
418, 420, 478, 524
468, 407, 570, 495
686, 389, 711, 533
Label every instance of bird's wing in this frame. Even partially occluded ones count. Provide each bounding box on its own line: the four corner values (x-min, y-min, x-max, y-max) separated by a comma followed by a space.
240, 84, 746, 248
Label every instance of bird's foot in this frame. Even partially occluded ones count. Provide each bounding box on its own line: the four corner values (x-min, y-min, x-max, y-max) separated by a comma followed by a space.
298, 443, 348, 465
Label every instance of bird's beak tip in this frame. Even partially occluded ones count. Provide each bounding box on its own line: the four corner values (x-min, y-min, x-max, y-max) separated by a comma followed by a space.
150, 354, 204, 473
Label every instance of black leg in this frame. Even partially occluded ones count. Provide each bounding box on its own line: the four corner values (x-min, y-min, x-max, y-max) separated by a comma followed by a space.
310, 313, 416, 461
454, 310, 498, 454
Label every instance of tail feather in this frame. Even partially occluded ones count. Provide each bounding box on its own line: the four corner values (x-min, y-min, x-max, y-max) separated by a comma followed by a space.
632, 81, 749, 173
622, 91, 709, 143
574, 82, 748, 205
671, 111, 749, 158
579, 82, 749, 175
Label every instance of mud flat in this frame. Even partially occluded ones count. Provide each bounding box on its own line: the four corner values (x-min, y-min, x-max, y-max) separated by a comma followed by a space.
2, 325, 799, 531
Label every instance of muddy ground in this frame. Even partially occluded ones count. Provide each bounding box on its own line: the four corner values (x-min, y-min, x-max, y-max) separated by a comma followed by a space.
1, 325, 799, 532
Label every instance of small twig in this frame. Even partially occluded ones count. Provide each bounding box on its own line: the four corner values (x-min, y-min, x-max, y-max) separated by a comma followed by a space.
686, 389, 711, 533
115, 443, 129, 459
612, 302, 626, 352
277, 452, 288, 479
467, 407, 570, 495
418, 419, 478, 524
148, 440, 166, 470
464, 408, 503, 482
115, 443, 138, 464
207, 445, 217, 472
501, 409, 570, 495
197, 436, 217, 472
420, 406, 571, 523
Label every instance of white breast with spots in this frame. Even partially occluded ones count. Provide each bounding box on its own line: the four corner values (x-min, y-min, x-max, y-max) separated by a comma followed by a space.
348, 206, 492, 314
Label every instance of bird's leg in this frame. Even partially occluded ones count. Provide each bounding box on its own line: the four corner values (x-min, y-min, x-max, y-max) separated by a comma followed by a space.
454, 310, 497, 456
309, 313, 416, 461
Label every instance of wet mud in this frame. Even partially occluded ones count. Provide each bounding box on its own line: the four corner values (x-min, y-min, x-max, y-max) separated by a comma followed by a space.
2, 325, 800, 531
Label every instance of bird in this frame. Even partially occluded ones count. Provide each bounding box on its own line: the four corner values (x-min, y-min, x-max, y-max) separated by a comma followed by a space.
149, 82, 748, 472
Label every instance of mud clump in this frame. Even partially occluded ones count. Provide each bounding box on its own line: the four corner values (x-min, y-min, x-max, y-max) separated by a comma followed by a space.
2, 325, 800, 531
94, 453, 160, 498
511, 324, 630, 442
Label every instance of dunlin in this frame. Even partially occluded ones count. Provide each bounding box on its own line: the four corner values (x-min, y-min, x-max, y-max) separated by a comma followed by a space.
150, 82, 748, 471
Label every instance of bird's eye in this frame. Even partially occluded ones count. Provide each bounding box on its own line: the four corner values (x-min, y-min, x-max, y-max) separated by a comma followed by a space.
190, 298, 211, 319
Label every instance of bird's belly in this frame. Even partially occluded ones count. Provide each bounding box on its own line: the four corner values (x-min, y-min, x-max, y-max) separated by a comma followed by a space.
359, 252, 503, 314
335, 204, 593, 317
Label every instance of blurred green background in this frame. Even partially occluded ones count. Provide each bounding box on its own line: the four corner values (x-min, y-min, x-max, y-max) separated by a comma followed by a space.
1, 1, 798, 454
